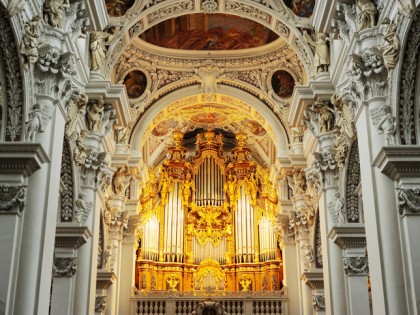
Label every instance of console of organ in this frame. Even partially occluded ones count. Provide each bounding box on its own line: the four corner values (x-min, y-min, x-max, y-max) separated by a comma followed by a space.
137, 129, 282, 292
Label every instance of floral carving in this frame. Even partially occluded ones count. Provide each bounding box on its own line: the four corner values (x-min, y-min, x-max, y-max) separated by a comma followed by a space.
60, 139, 73, 222
0, 185, 26, 213
397, 188, 420, 216
0, 8, 23, 141
52, 257, 77, 277
343, 256, 369, 275
346, 141, 360, 223
399, 17, 420, 145
147, 1, 194, 25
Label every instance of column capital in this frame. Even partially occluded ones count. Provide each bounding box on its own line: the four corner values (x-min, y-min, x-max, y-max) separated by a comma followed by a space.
96, 271, 117, 290
343, 256, 369, 276
52, 257, 77, 277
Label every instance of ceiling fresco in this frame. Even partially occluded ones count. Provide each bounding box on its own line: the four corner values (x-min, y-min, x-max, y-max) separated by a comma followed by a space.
105, 0, 135, 17
139, 13, 279, 50
283, 0, 315, 18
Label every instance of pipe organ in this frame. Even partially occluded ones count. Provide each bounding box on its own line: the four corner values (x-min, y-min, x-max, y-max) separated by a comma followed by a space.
137, 129, 282, 292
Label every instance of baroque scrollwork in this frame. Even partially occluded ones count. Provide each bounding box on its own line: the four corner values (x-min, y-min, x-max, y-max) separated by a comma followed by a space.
95, 296, 107, 312
52, 257, 77, 277
343, 256, 369, 275
397, 188, 420, 216
312, 294, 326, 311
0, 185, 26, 213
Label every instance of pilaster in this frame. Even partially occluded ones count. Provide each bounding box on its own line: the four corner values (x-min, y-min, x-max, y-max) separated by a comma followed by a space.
374, 146, 420, 314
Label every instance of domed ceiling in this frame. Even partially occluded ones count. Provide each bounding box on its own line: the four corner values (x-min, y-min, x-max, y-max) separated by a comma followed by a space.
139, 13, 279, 50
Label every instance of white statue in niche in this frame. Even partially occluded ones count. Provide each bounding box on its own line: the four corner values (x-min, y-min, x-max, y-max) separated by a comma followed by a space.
377, 105, 396, 145
25, 104, 44, 142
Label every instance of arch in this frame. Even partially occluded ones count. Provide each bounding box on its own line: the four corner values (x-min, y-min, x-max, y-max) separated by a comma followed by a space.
105, 0, 314, 80
0, 6, 24, 141
397, 13, 420, 145
129, 85, 290, 159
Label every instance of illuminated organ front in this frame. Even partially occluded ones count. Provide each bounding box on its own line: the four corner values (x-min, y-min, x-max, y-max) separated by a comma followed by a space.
137, 129, 282, 292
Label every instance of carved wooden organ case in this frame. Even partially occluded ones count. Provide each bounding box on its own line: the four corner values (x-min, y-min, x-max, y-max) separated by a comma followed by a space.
137, 129, 282, 292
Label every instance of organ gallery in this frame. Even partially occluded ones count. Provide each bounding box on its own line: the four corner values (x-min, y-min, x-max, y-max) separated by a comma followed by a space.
137, 129, 282, 293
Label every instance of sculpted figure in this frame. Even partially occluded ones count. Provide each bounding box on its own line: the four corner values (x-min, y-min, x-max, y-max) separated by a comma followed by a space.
379, 18, 400, 72
89, 27, 118, 72
114, 125, 129, 144
113, 166, 132, 196
74, 132, 88, 166
20, 16, 42, 69
75, 192, 87, 223
377, 105, 396, 145
43, 0, 69, 28
334, 192, 346, 224
25, 104, 44, 141
181, 172, 195, 206
86, 97, 105, 132
303, 30, 331, 73
356, 0, 377, 30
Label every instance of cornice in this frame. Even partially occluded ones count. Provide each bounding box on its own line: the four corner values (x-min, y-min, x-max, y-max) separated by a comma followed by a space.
0, 143, 50, 177
328, 224, 366, 249
301, 269, 324, 290
55, 225, 92, 249
96, 271, 117, 290
373, 146, 420, 182
84, 79, 132, 126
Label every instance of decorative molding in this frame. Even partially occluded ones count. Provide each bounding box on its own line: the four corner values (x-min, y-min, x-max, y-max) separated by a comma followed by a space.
0, 143, 49, 177
328, 224, 366, 249
399, 15, 420, 144
55, 225, 92, 249
312, 294, 326, 311
95, 295, 107, 312
60, 139, 74, 222
373, 146, 420, 182
147, 0, 195, 25
0, 7, 23, 141
343, 256, 369, 276
301, 270, 324, 289
52, 257, 77, 277
397, 188, 420, 216
0, 185, 26, 214
346, 140, 360, 222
